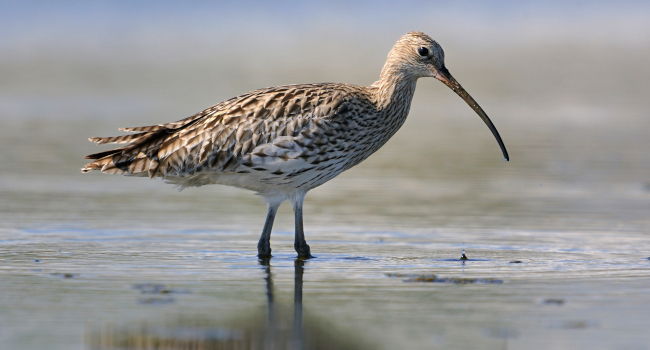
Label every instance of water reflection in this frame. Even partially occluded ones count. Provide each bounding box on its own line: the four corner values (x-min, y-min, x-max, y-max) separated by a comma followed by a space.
87, 258, 367, 350
292, 259, 305, 350
259, 257, 306, 350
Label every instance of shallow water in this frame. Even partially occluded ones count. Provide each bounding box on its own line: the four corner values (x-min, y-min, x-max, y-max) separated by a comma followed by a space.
2, 104, 650, 350
1, 120, 649, 350
2, 225, 650, 349
2, 5, 650, 348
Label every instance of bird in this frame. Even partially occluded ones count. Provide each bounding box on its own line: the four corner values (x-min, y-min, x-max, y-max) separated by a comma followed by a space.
82, 32, 509, 259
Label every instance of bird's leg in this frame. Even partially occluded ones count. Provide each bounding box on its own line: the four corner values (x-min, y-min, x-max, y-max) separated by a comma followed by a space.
292, 193, 313, 259
257, 202, 280, 259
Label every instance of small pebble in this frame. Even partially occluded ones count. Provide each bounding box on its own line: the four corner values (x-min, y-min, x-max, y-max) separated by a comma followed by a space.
33, 259, 41, 263
509, 260, 522, 264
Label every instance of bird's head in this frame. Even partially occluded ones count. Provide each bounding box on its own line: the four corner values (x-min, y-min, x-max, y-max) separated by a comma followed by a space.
385, 31, 447, 80
384, 32, 509, 161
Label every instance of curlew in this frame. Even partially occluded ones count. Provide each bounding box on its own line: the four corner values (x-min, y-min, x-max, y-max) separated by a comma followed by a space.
82, 32, 509, 259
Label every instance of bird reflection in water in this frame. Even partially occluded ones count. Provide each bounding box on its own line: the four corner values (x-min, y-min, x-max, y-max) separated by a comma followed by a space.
87, 258, 368, 350
260, 257, 306, 350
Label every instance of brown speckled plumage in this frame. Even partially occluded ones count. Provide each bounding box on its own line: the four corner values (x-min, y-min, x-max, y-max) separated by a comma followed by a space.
82, 32, 508, 258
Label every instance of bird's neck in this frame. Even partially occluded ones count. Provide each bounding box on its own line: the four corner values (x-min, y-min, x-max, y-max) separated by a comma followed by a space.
371, 66, 418, 111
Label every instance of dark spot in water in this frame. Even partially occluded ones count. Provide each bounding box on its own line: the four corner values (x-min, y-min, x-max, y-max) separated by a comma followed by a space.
386, 273, 503, 284
138, 297, 175, 305
560, 320, 590, 329
436, 258, 491, 262
510, 260, 523, 264
542, 298, 565, 305
133, 283, 189, 295
341, 256, 374, 261
51, 272, 77, 279
33, 259, 40, 263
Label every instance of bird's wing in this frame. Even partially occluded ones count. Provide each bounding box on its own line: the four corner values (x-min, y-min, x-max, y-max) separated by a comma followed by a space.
81, 83, 356, 177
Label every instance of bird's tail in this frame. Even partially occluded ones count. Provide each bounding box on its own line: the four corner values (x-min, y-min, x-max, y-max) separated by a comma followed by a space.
81, 130, 164, 177
81, 112, 205, 176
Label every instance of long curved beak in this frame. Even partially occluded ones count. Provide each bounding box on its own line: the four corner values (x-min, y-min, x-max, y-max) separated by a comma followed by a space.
435, 66, 509, 161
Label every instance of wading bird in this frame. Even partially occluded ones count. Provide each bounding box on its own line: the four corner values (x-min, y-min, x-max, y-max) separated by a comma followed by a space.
82, 32, 509, 259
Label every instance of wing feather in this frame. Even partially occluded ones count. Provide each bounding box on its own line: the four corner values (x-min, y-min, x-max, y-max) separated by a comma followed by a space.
82, 84, 356, 178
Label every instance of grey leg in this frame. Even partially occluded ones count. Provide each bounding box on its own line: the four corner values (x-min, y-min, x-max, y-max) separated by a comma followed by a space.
292, 193, 313, 259
258, 202, 280, 258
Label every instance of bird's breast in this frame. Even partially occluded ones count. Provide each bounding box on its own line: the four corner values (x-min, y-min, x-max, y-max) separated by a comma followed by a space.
227, 107, 410, 192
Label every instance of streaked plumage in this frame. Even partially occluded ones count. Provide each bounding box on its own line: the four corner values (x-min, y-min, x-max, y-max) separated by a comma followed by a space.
82, 32, 509, 259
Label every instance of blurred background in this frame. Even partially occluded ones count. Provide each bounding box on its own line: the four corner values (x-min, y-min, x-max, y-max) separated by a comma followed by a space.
1, 1, 649, 349
0, 0, 648, 232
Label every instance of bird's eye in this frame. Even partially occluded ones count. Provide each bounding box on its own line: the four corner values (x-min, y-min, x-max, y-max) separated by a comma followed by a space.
417, 47, 430, 57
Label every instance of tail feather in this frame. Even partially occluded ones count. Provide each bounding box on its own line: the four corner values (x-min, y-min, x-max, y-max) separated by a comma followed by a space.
82, 103, 218, 176
88, 132, 148, 144
82, 122, 194, 176
117, 109, 210, 133
118, 125, 165, 133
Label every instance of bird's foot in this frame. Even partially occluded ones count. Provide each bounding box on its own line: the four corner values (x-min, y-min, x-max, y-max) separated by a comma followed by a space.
257, 241, 272, 259
295, 243, 313, 260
